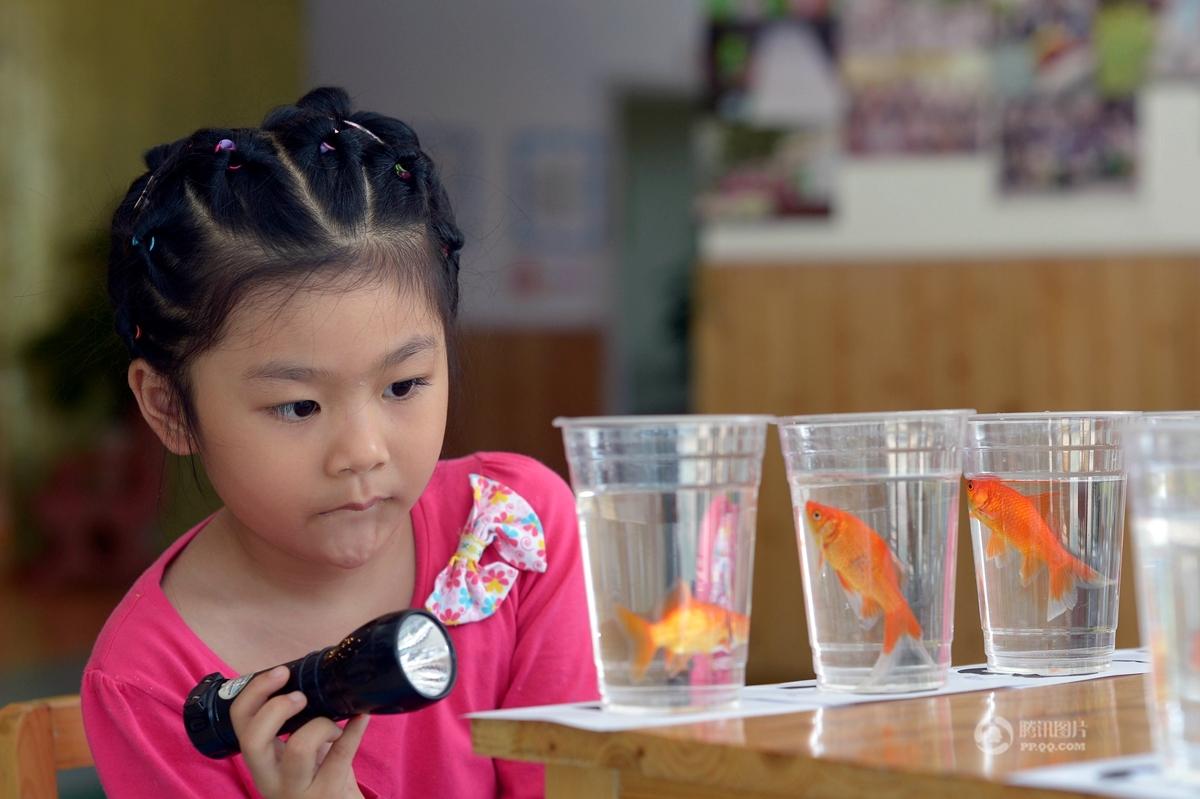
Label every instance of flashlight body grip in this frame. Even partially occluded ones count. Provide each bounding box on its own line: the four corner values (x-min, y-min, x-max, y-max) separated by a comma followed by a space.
183, 609, 455, 759
268, 647, 343, 735
183, 648, 333, 758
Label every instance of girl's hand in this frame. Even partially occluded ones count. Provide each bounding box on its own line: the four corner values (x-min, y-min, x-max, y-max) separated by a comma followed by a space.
230, 665, 370, 799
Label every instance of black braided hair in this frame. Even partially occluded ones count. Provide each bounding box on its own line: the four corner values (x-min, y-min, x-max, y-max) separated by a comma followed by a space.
107, 87, 464, 441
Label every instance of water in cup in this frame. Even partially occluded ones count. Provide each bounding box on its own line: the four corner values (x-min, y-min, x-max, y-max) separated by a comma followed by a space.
557, 415, 769, 712
966, 475, 1121, 672
577, 485, 755, 710
1134, 514, 1200, 782
1128, 418, 1200, 783
965, 412, 1132, 675
790, 472, 958, 692
779, 410, 970, 693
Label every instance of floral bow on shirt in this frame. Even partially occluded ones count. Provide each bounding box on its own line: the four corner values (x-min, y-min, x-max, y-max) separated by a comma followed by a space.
425, 474, 547, 625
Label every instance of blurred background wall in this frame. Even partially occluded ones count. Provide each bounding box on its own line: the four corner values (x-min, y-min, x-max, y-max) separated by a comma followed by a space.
4, 1, 1200, 794
1, 2, 303, 794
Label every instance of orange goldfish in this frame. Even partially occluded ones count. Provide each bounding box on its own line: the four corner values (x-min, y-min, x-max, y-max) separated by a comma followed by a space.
615, 582, 750, 681
803, 500, 922, 654
965, 477, 1103, 618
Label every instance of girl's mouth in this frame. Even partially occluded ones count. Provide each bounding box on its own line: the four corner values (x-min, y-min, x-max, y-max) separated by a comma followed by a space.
324, 496, 389, 514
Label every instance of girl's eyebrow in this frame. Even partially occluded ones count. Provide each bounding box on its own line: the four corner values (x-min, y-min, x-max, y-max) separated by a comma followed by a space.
243, 334, 440, 382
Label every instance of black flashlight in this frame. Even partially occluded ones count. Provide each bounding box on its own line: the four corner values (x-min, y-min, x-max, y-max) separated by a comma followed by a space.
183, 608, 456, 759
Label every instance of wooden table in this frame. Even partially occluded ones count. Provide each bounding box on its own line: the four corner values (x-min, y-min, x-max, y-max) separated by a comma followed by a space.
472, 674, 1153, 798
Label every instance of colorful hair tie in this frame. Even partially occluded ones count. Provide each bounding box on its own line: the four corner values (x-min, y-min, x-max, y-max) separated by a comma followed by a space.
133, 173, 158, 211
319, 141, 336, 154
134, 325, 143, 341
215, 138, 241, 170
441, 244, 450, 256
342, 119, 384, 144
394, 163, 411, 180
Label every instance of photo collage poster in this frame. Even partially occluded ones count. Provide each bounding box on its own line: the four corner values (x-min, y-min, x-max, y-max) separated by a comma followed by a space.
842, 0, 993, 156
699, 0, 840, 220
699, 0, 1200, 217
994, 0, 1152, 195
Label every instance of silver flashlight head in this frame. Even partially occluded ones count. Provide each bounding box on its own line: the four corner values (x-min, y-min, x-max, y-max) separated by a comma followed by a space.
396, 612, 455, 699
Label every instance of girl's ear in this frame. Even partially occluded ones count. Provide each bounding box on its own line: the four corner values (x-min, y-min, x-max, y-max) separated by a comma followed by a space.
127, 360, 195, 456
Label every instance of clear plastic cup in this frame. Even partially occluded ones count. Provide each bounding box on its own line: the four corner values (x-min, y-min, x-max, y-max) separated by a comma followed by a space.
777, 410, 972, 693
1127, 419, 1200, 784
554, 415, 770, 712
964, 412, 1135, 675
1142, 412, 1200, 424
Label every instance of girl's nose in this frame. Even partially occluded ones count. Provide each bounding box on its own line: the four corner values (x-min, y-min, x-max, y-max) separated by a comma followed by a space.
326, 406, 389, 476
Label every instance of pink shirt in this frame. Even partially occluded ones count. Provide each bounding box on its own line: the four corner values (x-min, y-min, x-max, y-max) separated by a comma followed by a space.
81, 452, 599, 798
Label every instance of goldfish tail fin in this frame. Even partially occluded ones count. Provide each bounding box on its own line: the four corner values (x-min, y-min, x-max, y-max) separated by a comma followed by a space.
1047, 556, 1110, 623
882, 602, 923, 655
861, 645, 900, 692
1045, 582, 1077, 623
616, 606, 656, 681
1071, 557, 1107, 587
1046, 562, 1082, 623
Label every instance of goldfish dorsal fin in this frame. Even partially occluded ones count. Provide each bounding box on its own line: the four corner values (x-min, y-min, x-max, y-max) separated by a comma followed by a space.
661, 580, 693, 616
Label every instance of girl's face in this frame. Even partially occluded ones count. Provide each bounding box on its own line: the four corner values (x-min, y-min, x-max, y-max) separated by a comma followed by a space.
185, 275, 449, 571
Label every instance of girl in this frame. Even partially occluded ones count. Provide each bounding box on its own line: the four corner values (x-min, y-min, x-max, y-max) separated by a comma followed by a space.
81, 87, 598, 799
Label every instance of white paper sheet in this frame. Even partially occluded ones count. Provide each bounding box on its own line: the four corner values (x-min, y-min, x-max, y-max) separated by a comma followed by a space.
468, 694, 821, 732
467, 648, 1150, 733
741, 648, 1151, 708
1008, 754, 1199, 799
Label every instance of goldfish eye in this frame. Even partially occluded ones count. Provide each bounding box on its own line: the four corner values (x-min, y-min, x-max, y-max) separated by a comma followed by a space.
812, 511, 821, 520
966, 481, 974, 490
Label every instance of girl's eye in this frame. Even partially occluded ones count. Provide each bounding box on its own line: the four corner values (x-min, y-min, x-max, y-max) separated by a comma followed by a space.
384, 378, 428, 400
272, 400, 319, 421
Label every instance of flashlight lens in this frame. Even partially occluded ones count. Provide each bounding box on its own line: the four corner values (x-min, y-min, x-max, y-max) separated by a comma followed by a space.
397, 614, 454, 698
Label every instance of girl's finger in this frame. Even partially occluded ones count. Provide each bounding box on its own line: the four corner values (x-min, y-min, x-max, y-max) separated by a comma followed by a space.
228, 666, 290, 732
279, 717, 344, 790
311, 715, 370, 792
240, 691, 307, 769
